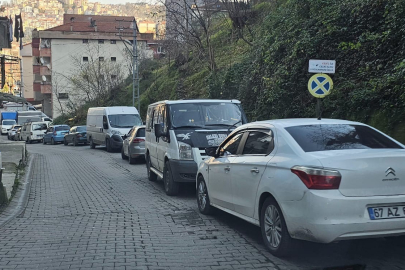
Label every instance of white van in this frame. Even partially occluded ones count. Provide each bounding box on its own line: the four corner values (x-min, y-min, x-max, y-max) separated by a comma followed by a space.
145, 100, 247, 196
86, 106, 143, 152
20, 121, 48, 143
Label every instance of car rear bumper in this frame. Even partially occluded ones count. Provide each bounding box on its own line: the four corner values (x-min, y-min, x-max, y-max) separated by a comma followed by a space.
169, 160, 198, 183
129, 145, 145, 158
53, 135, 65, 142
281, 190, 405, 243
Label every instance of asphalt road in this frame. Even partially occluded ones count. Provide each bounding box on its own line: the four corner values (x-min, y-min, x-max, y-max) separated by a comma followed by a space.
1, 140, 405, 269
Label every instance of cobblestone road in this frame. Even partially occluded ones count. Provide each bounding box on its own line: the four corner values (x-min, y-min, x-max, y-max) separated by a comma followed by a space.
1, 143, 405, 269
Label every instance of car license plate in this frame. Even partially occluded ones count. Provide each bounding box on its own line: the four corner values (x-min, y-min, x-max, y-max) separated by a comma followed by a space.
368, 206, 405, 220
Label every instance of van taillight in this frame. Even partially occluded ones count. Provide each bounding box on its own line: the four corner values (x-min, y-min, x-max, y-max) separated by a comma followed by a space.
291, 166, 341, 190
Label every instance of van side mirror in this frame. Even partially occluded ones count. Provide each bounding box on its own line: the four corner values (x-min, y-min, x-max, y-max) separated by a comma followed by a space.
205, 147, 218, 157
154, 123, 165, 138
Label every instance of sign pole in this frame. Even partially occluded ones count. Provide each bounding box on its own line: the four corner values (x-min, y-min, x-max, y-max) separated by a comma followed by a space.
317, 98, 321, 120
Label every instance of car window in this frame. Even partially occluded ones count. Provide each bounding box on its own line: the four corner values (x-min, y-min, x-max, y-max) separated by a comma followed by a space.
77, 126, 86, 132
32, 123, 48, 131
136, 128, 145, 137
220, 132, 244, 156
242, 131, 273, 155
286, 124, 403, 152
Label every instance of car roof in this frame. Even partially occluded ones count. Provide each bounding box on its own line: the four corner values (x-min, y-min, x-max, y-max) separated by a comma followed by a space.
149, 99, 241, 106
233, 118, 366, 132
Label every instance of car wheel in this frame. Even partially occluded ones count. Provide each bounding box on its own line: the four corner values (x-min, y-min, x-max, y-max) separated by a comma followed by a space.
64, 139, 68, 146
73, 138, 78, 146
128, 150, 136, 164
197, 176, 214, 215
146, 153, 157, 182
106, 139, 112, 152
90, 138, 96, 149
27, 137, 32, 144
121, 147, 128, 160
260, 197, 295, 257
51, 138, 56, 145
43, 138, 46, 144
163, 160, 179, 196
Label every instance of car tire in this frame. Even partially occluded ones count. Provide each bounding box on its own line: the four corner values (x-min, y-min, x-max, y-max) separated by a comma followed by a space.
197, 176, 214, 215
163, 160, 179, 196
73, 138, 78, 146
43, 138, 46, 144
106, 139, 112, 152
146, 153, 157, 182
90, 138, 96, 149
121, 147, 128, 160
128, 150, 136, 164
27, 137, 32, 144
51, 138, 56, 145
64, 139, 68, 146
260, 197, 295, 257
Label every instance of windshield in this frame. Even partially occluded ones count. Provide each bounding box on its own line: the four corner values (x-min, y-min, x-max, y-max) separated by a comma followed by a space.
3, 120, 16, 125
55, 126, 70, 131
33, 123, 48, 131
77, 126, 86, 132
108, 114, 142, 128
286, 124, 403, 152
170, 103, 243, 128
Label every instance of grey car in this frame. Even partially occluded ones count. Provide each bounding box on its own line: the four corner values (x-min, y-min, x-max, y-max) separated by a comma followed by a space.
121, 125, 145, 164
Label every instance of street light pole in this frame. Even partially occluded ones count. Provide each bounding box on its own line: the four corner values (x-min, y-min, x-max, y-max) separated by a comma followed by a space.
132, 19, 140, 112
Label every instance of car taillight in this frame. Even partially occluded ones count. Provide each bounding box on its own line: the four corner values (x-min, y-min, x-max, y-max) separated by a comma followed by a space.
133, 138, 145, 143
77, 134, 82, 137
291, 166, 341, 190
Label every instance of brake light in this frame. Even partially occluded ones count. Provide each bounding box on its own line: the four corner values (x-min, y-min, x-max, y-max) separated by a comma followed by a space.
291, 166, 341, 190
132, 138, 145, 143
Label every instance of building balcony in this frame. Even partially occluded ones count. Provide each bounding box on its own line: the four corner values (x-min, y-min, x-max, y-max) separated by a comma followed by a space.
33, 82, 41, 92
33, 48, 40, 57
40, 66, 51, 76
33, 65, 40, 74
41, 83, 52, 94
40, 48, 51, 57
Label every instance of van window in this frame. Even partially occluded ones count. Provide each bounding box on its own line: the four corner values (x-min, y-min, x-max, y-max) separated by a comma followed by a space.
32, 123, 48, 131
146, 107, 153, 130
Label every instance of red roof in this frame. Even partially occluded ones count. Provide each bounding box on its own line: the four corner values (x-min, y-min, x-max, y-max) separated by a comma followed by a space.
46, 21, 134, 35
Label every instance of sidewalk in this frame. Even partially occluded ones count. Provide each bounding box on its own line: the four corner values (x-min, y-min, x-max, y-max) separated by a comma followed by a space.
0, 137, 26, 205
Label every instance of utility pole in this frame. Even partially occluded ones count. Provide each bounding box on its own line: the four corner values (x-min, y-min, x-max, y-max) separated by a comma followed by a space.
20, 58, 24, 98
1, 56, 5, 88
132, 19, 140, 112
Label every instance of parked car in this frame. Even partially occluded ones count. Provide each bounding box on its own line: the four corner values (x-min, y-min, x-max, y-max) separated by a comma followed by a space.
64, 126, 87, 146
86, 107, 142, 152
196, 119, 405, 257
43, 125, 70, 145
14, 127, 22, 141
7, 124, 22, 140
121, 125, 146, 164
145, 99, 247, 196
20, 121, 48, 143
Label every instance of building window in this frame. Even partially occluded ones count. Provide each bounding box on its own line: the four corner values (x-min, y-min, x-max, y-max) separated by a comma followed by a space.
99, 57, 104, 61
157, 46, 163, 53
83, 39, 89, 43
59, 93, 69, 99
111, 57, 116, 62
110, 40, 116, 44
111, 75, 117, 80
98, 39, 104, 44
83, 57, 89, 62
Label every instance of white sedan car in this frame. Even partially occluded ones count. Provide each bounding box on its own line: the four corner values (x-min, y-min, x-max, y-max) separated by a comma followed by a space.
196, 119, 405, 256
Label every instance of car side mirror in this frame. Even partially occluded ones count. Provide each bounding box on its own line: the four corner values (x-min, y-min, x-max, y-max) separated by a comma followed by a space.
205, 147, 218, 157
154, 123, 164, 138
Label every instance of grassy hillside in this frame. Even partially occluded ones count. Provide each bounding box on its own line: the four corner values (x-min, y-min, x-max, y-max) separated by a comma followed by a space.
136, 0, 405, 143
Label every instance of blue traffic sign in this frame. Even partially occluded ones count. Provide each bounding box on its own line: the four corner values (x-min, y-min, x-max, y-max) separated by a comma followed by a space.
307, 74, 333, 98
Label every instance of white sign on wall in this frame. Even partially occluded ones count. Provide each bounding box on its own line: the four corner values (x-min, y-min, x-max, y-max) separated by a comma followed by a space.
308, 60, 336, 74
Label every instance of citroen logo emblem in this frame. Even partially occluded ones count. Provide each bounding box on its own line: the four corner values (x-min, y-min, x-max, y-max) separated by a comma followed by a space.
385, 167, 396, 177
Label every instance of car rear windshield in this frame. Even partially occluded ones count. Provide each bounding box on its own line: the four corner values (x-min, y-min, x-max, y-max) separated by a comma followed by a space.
77, 126, 86, 132
285, 124, 404, 152
136, 128, 145, 137
55, 126, 70, 131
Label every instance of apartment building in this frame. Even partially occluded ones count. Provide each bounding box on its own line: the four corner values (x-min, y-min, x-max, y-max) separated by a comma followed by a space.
31, 14, 154, 118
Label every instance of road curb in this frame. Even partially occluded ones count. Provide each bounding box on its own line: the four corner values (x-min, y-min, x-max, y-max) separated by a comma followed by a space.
0, 153, 35, 228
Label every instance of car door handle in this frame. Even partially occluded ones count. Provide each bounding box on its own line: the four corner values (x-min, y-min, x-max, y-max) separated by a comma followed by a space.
251, 168, 260, 173
224, 166, 230, 172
